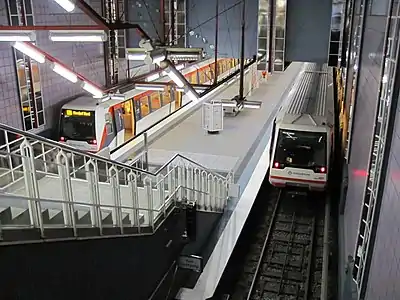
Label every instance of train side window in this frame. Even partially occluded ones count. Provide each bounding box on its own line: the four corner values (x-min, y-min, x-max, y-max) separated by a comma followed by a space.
105, 113, 113, 135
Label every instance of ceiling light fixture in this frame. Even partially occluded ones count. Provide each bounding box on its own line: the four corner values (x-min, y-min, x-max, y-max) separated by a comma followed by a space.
166, 69, 185, 88
53, 0, 75, 12
49, 30, 107, 42
82, 82, 103, 98
186, 90, 199, 101
51, 63, 78, 83
147, 73, 160, 81
135, 84, 165, 91
13, 42, 45, 63
0, 30, 36, 42
127, 53, 147, 60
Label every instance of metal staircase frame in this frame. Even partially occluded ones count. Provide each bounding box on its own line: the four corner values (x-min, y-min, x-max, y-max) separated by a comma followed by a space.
0, 123, 234, 242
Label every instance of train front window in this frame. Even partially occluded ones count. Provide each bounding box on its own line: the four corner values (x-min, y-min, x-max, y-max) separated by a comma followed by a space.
274, 129, 327, 169
60, 110, 95, 141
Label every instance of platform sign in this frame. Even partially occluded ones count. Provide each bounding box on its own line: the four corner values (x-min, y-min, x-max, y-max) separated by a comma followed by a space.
178, 255, 203, 273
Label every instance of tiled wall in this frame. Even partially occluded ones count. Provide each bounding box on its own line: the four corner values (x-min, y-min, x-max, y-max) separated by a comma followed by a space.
0, 1, 22, 129
33, 0, 108, 133
0, 0, 133, 133
343, 11, 386, 260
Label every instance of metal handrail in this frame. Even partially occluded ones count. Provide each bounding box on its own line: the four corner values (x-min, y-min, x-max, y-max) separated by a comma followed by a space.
0, 123, 154, 176
0, 125, 234, 186
151, 152, 231, 180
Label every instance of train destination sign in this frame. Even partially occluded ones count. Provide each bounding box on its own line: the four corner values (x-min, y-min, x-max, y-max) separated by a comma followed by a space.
65, 110, 91, 117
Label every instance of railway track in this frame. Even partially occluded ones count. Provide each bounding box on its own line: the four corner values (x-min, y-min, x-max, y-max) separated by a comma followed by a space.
231, 188, 328, 300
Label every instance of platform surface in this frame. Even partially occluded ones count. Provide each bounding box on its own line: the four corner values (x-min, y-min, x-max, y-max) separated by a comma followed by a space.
174, 62, 306, 299
146, 62, 304, 178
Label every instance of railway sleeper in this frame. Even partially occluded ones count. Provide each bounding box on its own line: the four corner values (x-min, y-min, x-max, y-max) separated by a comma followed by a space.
269, 257, 304, 268
263, 281, 303, 297
273, 235, 312, 245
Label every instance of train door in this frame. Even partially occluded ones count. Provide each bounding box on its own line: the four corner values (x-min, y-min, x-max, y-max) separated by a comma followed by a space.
175, 89, 182, 109
122, 99, 135, 141
112, 105, 125, 147
102, 111, 117, 150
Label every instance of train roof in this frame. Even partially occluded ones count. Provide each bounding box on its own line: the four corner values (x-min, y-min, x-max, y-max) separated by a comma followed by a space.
276, 62, 334, 128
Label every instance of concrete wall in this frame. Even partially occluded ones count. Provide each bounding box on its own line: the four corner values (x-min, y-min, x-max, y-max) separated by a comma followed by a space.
361, 0, 400, 297
285, 0, 332, 63
0, 1, 22, 129
0, 209, 221, 299
342, 0, 400, 298
366, 104, 400, 299
186, 0, 259, 59
126, 0, 162, 47
343, 5, 385, 259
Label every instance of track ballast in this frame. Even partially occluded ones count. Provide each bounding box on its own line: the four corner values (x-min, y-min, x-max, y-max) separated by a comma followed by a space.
231, 188, 327, 300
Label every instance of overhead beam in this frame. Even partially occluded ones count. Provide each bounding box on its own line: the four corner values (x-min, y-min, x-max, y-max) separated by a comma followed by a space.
111, 22, 150, 40
72, 0, 109, 29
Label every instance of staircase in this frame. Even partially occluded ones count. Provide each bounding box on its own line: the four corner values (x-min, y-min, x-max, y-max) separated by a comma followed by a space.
0, 123, 235, 243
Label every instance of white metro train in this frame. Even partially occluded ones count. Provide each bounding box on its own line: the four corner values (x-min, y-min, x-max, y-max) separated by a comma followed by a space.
58, 58, 239, 153
269, 63, 335, 191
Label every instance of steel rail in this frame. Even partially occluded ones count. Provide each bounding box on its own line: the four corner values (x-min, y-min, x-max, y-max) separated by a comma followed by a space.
246, 189, 282, 300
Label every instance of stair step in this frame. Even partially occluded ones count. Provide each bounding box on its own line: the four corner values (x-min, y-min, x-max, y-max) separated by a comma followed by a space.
101, 211, 113, 225
42, 209, 64, 225
122, 213, 130, 225
75, 210, 91, 225
9, 207, 30, 225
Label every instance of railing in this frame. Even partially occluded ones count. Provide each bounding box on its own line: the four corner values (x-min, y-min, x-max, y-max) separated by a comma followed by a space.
0, 123, 234, 239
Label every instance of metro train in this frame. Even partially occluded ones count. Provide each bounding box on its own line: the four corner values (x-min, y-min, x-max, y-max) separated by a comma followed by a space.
269, 63, 335, 191
58, 58, 239, 152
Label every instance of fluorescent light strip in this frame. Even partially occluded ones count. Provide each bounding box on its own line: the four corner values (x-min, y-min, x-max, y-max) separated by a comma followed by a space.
162, 64, 185, 76
135, 85, 165, 91
52, 63, 78, 83
53, 0, 75, 12
0, 35, 31, 42
243, 103, 261, 109
109, 94, 125, 101
186, 90, 198, 101
153, 55, 166, 65
167, 70, 185, 88
13, 42, 45, 63
0, 31, 35, 42
50, 35, 106, 42
147, 73, 160, 81
82, 82, 103, 98
127, 53, 147, 60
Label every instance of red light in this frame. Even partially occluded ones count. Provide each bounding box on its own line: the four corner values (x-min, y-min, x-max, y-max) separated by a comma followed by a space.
92, 139, 97, 145
60, 137, 65, 142
274, 162, 280, 168
320, 167, 326, 173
